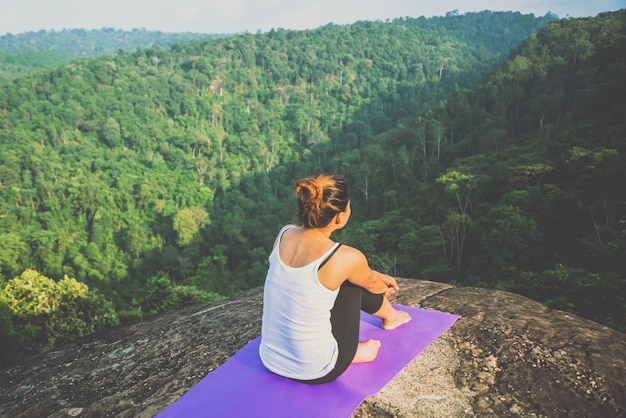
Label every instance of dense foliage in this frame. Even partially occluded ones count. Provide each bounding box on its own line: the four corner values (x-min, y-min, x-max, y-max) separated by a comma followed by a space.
0, 28, 214, 82
411, 10, 626, 330
1, 9, 624, 365
0, 269, 118, 363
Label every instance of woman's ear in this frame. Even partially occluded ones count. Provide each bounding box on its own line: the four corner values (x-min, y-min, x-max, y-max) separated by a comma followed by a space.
335, 209, 349, 227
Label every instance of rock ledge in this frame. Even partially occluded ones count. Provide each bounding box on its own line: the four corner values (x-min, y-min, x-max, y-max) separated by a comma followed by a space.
1, 279, 624, 417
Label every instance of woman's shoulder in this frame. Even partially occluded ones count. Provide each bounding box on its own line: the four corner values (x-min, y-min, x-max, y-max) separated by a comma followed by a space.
318, 244, 370, 290
280, 224, 299, 233
272, 224, 299, 247
335, 244, 367, 266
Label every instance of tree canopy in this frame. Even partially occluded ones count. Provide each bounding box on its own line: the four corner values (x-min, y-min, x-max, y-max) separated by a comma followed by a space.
0, 28, 215, 82
1, 9, 624, 366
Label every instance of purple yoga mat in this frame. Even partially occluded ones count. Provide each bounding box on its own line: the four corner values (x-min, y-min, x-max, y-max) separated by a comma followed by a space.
157, 305, 459, 418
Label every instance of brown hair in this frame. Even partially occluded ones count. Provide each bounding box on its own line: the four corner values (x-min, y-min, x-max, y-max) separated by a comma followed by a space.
295, 174, 350, 228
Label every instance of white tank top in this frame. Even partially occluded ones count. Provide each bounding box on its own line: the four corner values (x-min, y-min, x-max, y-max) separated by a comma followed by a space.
259, 225, 341, 380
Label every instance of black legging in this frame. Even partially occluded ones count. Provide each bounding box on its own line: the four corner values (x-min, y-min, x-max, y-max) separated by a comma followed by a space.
297, 281, 384, 384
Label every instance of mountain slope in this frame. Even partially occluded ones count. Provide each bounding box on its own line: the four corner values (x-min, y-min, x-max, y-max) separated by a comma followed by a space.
0, 28, 214, 82
0, 11, 551, 299
393, 9, 626, 328
9, 10, 626, 368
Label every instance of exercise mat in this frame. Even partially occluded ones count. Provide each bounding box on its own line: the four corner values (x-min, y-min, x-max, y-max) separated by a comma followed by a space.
157, 305, 459, 418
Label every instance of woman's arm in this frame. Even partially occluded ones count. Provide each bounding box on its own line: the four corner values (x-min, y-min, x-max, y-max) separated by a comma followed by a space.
340, 246, 399, 294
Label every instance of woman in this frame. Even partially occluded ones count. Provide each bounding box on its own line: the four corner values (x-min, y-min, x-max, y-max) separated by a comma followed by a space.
259, 174, 411, 384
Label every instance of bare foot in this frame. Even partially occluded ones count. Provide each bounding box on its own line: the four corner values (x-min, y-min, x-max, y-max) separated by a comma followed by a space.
382, 310, 412, 330
352, 339, 381, 363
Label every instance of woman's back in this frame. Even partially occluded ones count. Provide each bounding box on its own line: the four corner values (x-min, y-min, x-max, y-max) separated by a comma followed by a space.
259, 225, 341, 380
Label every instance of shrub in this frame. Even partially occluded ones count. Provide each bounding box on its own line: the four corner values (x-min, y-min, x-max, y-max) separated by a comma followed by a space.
140, 275, 224, 315
0, 269, 119, 364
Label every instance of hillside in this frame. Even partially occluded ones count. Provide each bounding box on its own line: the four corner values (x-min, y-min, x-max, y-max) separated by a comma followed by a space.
408, 9, 626, 327
1, 9, 625, 367
0, 28, 214, 82
0, 10, 550, 293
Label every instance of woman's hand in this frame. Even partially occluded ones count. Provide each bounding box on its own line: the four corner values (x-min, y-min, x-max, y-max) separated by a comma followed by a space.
382, 275, 399, 298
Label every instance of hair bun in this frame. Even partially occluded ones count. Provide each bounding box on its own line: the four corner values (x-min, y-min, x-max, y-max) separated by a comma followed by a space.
294, 174, 349, 228
296, 178, 323, 206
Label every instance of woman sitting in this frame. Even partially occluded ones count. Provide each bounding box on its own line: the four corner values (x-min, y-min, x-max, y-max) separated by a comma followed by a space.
259, 174, 411, 384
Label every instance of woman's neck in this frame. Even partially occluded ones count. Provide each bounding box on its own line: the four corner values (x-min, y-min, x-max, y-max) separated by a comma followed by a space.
303, 225, 335, 239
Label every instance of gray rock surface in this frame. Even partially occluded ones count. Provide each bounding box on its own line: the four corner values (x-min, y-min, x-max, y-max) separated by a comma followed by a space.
1, 279, 624, 417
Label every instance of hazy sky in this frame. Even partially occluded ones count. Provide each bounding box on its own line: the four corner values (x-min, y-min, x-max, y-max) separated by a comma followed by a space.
1, 0, 624, 36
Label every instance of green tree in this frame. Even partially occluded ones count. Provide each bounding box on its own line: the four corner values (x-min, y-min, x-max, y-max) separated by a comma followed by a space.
0, 269, 119, 363
436, 171, 477, 276
0, 232, 28, 279
0, 299, 19, 367
101, 117, 122, 147
139, 275, 223, 315
470, 204, 542, 285
172, 207, 210, 246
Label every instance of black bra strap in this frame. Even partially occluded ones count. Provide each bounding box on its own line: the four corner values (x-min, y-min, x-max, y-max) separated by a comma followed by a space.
318, 244, 342, 270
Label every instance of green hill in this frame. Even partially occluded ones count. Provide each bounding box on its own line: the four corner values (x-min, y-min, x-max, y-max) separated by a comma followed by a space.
2, 9, 625, 366
0, 28, 215, 82
401, 9, 626, 329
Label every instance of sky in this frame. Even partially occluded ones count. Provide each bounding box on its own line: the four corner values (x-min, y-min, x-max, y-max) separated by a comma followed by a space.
1, 0, 624, 36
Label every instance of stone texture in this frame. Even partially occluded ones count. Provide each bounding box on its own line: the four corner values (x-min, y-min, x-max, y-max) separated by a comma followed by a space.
0, 279, 624, 418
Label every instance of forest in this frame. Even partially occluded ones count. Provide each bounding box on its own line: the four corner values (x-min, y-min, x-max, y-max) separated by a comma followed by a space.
0, 28, 213, 82
1, 10, 624, 367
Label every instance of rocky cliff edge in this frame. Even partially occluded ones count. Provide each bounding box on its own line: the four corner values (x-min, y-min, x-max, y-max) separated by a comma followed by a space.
1, 279, 624, 417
